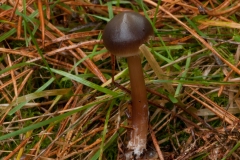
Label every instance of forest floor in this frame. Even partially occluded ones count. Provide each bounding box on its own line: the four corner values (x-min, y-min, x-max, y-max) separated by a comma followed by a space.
1, 0, 240, 159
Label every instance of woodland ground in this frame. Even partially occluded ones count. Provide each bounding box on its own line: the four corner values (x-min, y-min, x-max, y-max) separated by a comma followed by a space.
1, 0, 240, 159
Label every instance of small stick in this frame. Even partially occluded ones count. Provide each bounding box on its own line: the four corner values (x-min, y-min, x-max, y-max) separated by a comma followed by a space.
149, 124, 165, 160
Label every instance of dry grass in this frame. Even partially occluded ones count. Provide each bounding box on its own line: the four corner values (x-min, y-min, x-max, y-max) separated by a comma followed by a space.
1, 0, 240, 159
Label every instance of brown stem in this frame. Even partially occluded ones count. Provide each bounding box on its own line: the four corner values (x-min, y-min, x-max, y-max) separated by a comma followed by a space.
127, 54, 148, 155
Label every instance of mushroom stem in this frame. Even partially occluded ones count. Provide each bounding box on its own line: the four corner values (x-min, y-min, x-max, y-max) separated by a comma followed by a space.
127, 54, 148, 155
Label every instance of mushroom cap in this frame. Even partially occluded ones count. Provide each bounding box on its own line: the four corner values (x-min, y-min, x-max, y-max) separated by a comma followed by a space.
103, 11, 153, 57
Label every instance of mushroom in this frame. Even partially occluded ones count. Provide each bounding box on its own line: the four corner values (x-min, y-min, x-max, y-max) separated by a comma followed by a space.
103, 11, 153, 156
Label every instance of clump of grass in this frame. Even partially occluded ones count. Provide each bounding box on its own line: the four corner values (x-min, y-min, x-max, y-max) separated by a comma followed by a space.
1, 0, 240, 159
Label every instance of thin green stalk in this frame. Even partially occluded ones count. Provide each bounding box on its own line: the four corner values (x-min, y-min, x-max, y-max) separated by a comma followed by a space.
222, 141, 240, 160
99, 100, 114, 160
175, 51, 191, 97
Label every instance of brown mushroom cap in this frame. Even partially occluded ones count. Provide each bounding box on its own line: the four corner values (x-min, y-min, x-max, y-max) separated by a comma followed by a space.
103, 11, 153, 57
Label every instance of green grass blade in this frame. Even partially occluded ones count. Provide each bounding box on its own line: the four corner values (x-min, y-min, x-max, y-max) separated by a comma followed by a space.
8, 88, 70, 115
107, 2, 114, 19
6, 77, 54, 115
0, 63, 29, 75
175, 51, 191, 97
0, 28, 16, 42
91, 122, 126, 160
49, 68, 119, 96
99, 100, 114, 160
222, 140, 240, 160
153, 51, 181, 70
